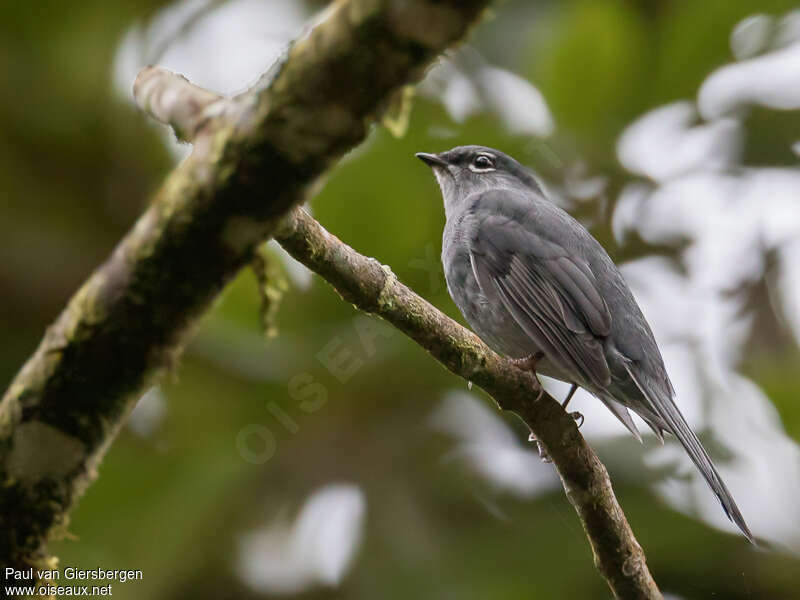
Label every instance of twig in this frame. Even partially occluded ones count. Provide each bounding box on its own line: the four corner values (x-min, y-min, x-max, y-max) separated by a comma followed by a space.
133, 67, 224, 141
275, 208, 662, 600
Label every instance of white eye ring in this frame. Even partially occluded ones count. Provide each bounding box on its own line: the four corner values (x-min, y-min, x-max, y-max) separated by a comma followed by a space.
469, 154, 496, 172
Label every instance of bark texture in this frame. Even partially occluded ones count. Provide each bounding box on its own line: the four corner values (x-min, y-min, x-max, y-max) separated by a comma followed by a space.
0, 0, 491, 574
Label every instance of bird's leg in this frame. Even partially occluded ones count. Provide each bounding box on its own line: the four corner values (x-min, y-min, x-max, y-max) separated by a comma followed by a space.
562, 383, 578, 408
513, 351, 550, 459
561, 383, 584, 427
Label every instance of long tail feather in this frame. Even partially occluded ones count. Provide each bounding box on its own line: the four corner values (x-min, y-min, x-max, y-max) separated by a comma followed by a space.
623, 363, 754, 543
599, 394, 642, 442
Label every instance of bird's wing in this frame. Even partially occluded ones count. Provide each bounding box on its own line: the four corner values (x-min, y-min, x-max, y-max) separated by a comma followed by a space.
468, 209, 613, 389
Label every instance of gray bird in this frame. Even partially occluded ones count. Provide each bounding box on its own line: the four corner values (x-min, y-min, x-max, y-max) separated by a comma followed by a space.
417, 145, 753, 542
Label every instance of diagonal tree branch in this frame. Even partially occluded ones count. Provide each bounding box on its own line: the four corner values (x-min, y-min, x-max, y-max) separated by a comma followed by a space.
0, 0, 491, 574
275, 208, 662, 600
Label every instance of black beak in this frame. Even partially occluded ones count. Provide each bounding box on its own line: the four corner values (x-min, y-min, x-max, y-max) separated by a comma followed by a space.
415, 152, 449, 168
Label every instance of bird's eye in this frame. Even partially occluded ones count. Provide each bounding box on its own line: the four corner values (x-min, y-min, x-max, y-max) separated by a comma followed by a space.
472, 155, 494, 170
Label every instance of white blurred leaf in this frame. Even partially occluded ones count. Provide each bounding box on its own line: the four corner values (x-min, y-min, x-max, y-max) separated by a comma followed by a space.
420, 50, 554, 137
477, 66, 555, 137
699, 41, 800, 119
777, 241, 800, 344
237, 484, 366, 594
430, 392, 557, 497
730, 14, 774, 60
128, 386, 167, 437
616, 102, 741, 182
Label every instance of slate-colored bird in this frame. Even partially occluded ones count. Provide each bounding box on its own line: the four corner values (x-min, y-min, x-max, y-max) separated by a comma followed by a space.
417, 145, 753, 542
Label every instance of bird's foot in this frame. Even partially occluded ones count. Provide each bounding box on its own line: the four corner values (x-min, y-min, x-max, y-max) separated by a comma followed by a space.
562, 383, 578, 409
510, 351, 545, 373
527, 432, 552, 462
561, 384, 582, 426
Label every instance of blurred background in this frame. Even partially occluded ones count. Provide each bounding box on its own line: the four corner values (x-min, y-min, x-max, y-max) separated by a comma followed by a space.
2, 0, 800, 598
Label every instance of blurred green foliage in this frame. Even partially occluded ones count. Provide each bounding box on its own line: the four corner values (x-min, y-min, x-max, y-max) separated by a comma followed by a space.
2, 1, 800, 599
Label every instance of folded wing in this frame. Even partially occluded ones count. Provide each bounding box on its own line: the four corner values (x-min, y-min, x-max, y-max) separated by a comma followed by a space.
469, 209, 612, 389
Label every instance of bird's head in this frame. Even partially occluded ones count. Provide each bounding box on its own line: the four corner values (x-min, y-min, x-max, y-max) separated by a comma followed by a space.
416, 145, 543, 215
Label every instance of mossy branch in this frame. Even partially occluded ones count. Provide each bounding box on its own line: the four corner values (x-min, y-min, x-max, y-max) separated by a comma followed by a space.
0, 0, 491, 575
275, 208, 662, 600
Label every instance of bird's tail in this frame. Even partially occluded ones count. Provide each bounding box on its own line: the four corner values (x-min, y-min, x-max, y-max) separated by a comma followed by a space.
623, 364, 755, 543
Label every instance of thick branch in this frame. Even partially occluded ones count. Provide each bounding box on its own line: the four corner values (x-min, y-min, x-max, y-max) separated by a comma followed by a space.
0, 0, 490, 572
275, 208, 662, 600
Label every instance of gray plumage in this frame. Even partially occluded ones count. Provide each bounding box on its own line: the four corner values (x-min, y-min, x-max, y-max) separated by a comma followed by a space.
417, 145, 753, 542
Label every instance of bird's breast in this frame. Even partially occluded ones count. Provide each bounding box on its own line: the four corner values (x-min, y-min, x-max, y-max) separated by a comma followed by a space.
442, 228, 540, 361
